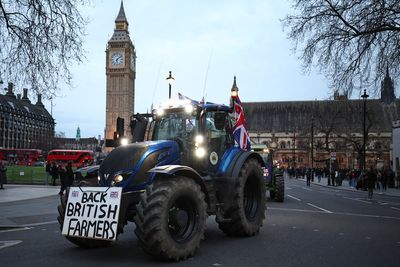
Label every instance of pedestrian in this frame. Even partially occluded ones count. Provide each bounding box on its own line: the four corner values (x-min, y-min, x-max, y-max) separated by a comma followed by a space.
51, 161, 59, 186
306, 168, 311, 186
58, 164, 67, 195
66, 161, 74, 187
376, 170, 382, 191
367, 167, 376, 200
0, 161, 7, 189
45, 161, 51, 185
381, 168, 388, 192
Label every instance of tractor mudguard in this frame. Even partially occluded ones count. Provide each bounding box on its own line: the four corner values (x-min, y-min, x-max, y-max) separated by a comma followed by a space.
147, 165, 209, 204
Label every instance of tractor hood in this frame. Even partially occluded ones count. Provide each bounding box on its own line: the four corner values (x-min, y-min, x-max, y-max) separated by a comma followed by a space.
98, 140, 180, 191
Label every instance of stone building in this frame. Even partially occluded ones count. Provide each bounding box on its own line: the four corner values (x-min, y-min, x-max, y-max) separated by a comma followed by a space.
393, 120, 400, 181
104, 1, 136, 149
243, 70, 399, 171
0, 82, 55, 151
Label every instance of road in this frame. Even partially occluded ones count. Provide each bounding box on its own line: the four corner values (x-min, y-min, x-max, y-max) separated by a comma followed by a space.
1, 178, 399, 267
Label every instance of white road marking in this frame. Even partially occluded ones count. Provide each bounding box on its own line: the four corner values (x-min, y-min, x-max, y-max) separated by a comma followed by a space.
269, 207, 400, 220
391, 207, 400, 211
287, 194, 301, 201
0, 227, 31, 233
307, 203, 333, 214
365, 236, 372, 240
339, 233, 344, 236
343, 197, 372, 204
313, 229, 319, 232
0, 240, 22, 250
286, 187, 292, 190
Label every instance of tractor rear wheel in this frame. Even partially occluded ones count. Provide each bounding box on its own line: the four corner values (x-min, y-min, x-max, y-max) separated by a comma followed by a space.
273, 174, 285, 202
57, 188, 112, 248
217, 158, 266, 236
134, 177, 207, 261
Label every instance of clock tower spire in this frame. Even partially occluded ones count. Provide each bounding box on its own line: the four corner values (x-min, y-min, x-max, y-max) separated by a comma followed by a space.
105, 1, 136, 150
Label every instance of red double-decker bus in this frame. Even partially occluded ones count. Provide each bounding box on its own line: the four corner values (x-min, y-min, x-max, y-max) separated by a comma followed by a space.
46, 149, 94, 167
0, 148, 42, 166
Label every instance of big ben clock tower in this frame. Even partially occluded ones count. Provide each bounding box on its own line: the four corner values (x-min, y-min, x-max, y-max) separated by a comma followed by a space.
105, 1, 136, 149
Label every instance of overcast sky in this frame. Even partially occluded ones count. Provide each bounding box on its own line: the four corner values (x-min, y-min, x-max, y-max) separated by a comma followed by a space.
47, 0, 334, 138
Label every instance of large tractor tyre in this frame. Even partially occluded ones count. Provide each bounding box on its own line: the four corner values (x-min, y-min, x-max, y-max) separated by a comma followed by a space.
273, 174, 285, 202
57, 187, 112, 248
134, 177, 207, 261
217, 158, 266, 236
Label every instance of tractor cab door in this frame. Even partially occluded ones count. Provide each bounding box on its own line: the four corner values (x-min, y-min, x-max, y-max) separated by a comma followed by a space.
204, 111, 233, 173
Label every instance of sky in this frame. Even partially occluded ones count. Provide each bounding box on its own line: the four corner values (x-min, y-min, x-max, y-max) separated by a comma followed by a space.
46, 0, 334, 139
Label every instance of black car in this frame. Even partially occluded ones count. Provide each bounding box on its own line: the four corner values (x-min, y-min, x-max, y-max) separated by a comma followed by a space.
73, 165, 100, 186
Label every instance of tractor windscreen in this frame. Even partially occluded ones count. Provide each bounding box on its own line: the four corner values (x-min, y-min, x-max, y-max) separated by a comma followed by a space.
153, 111, 198, 143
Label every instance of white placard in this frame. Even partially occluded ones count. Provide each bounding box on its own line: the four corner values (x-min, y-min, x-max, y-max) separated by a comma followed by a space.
62, 187, 122, 241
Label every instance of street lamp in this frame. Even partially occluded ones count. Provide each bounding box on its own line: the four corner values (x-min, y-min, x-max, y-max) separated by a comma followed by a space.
361, 89, 369, 171
166, 71, 175, 99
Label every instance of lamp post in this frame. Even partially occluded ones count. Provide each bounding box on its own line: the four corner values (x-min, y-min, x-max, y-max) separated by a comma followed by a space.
166, 71, 174, 99
311, 116, 314, 180
361, 89, 369, 171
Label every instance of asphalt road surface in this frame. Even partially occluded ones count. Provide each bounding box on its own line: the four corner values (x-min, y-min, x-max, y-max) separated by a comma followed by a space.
1, 178, 399, 267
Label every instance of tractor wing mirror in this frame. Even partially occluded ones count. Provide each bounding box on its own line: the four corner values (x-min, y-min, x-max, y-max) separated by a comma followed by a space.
214, 112, 226, 130
131, 113, 148, 142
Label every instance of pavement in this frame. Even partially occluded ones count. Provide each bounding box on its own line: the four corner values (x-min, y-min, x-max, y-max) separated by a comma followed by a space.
0, 177, 400, 229
0, 184, 60, 203
293, 174, 400, 197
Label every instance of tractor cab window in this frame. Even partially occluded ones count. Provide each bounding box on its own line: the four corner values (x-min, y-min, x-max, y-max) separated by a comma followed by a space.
153, 111, 198, 163
153, 112, 197, 141
205, 111, 232, 169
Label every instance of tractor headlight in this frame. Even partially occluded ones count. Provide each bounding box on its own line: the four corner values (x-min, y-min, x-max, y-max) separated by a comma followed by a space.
156, 108, 165, 116
195, 147, 206, 158
120, 137, 128, 146
114, 174, 124, 184
195, 135, 204, 145
185, 104, 194, 114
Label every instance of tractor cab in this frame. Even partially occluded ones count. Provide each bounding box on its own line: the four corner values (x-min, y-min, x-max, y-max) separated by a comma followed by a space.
149, 100, 235, 174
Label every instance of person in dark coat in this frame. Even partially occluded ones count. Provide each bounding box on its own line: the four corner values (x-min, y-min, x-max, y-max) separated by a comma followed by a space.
51, 162, 59, 186
0, 161, 7, 189
66, 161, 74, 187
58, 164, 67, 195
45, 161, 51, 185
306, 168, 311, 186
367, 167, 376, 199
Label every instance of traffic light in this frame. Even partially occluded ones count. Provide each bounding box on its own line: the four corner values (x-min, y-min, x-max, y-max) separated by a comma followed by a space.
116, 117, 124, 138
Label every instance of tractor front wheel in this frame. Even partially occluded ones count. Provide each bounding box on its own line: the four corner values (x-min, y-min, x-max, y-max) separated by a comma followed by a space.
217, 158, 266, 236
134, 177, 207, 261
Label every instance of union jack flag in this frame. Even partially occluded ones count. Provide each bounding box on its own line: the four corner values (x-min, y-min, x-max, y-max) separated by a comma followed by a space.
231, 95, 251, 151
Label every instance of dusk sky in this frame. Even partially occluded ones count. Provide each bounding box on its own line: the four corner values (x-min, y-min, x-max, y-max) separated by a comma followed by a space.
47, 0, 340, 138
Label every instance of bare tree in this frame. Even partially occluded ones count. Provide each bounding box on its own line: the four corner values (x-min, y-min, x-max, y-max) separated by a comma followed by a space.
0, 0, 89, 98
283, 0, 400, 95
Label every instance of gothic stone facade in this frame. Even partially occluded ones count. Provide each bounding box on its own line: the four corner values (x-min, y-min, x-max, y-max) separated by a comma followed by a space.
243, 71, 398, 171
0, 83, 55, 151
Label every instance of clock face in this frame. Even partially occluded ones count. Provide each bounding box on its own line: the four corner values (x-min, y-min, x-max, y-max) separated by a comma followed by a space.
111, 52, 124, 66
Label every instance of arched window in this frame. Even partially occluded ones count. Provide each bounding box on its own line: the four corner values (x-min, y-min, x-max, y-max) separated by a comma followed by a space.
280, 141, 286, 149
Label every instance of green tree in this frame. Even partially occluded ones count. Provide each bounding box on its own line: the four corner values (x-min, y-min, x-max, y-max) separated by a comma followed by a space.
283, 0, 400, 95
0, 0, 89, 98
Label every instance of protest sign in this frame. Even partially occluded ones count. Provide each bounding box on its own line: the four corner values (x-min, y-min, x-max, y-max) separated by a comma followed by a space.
62, 187, 122, 240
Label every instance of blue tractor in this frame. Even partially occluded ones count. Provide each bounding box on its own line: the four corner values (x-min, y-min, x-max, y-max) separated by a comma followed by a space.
58, 99, 266, 261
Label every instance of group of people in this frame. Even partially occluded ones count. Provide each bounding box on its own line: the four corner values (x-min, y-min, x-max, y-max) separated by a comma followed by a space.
45, 161, 74, 195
